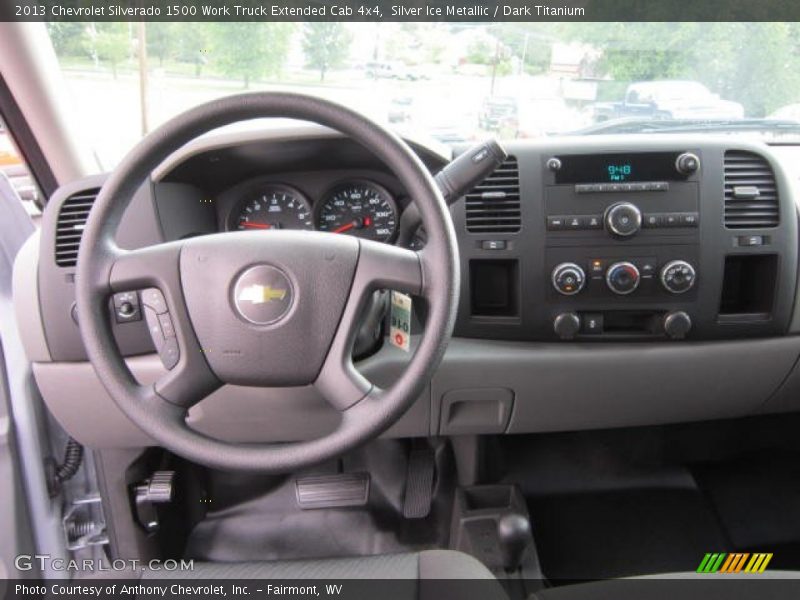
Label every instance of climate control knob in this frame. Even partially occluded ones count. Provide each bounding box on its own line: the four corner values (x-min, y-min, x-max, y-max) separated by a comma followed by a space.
554, 312, 581, 340
663, 311, 692, 339
660, 260, 696, 294
551, 263, 586, 296
606, 261, 640, 295
604, 202, 642, 238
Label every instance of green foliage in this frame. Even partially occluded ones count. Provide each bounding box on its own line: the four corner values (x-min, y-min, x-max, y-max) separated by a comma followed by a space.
93, 23, 130, 79
210, 23, 293, 88
46, 23, 89, 58
302, 23, 352, 81
562, 22, 800, 117
147, 23, 177, 68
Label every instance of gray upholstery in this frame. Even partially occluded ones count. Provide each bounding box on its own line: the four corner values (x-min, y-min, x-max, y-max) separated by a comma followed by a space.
142, 550, 497, 580
534, 572, 800, 599
138, 551, 508, 600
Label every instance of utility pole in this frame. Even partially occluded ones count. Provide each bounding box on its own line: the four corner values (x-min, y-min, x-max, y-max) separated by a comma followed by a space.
520, 33, 529, 76
137, 22, 149, 136
490, 37, 501, 95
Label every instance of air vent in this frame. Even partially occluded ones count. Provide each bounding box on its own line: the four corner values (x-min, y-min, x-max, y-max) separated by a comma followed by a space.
465, 157, 521, 233
723, 151, 779, 229
54, 189, 99, 267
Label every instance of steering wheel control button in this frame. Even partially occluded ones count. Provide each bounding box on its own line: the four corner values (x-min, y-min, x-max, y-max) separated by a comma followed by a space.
661, 260, 697, 294
552, 263, 586, 296
605, 202, 642, 237
141, 288, 168, 314
158, 313, 176, 338
233, 265, 294, 326
663, 311, 692, 340
554, 312, 581, 340
112, 291, 141, 324
160, 338, 180, 370
606, 261, 641, 295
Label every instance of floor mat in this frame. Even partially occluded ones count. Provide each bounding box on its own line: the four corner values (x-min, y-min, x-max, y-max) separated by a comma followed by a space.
694, 454, 800, 571
528, 488, 727, 582
184, 440, 453, 562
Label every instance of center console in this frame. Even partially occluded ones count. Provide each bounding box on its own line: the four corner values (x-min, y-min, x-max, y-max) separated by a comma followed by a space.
453, 138, 798, 342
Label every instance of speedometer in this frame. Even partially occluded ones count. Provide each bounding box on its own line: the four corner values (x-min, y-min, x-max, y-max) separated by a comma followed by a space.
232, 185, 313, 232
317, 181, 398, 243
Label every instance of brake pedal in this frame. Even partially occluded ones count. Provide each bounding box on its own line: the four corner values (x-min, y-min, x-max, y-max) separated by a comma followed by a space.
295, 473, 370, 509
403, 447, 435, 519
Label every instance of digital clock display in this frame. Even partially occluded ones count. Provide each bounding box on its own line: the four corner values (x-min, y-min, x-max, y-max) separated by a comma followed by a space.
553, 152, 686, 184
607, 164, 633, 181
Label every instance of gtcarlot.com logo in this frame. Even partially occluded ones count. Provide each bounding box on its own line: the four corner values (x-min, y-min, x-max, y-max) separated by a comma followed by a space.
697, 552, 773, 574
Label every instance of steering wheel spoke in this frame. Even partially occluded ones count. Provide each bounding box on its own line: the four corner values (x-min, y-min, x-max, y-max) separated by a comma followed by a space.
314, 240, 422, 411
109, 243, 221, 409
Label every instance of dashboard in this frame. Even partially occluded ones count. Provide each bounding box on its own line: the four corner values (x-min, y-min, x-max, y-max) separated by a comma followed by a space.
14, 126, 800, 449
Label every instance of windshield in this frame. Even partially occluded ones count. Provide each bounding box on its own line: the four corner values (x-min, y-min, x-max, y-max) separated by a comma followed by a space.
45, 22, 800, 169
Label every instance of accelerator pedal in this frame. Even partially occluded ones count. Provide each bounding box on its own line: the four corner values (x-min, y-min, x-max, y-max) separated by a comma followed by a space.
403, 447, 435, 519
295, 473, 370, 510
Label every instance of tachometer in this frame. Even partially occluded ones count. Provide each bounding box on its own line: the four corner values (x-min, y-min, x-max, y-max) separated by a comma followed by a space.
317, 181, 398, 243
232, 185, 313, 231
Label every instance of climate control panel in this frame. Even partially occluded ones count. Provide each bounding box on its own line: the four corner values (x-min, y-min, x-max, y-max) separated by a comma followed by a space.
551, 258, 697, 298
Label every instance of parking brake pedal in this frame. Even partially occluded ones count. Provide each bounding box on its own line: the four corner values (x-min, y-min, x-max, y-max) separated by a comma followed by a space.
403, 448, 435, 519
295, 473, 370, 509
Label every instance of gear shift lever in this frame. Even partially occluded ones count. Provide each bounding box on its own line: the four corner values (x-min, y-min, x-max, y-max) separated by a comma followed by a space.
497, 513, 532, 572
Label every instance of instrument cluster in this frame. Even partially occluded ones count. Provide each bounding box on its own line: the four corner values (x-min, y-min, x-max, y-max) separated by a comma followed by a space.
228, 179, 399, 243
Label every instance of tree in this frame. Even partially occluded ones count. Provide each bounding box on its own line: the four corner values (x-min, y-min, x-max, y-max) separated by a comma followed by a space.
174, 23, 213, 77
47, 23, 90, 58
93, 23, 131, 79
303, 23, 352, 82
147, 22, 177, 68
211, 23, 293, 88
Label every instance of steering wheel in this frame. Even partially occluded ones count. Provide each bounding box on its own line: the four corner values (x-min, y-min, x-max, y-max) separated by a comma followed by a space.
75, 93, 459, 472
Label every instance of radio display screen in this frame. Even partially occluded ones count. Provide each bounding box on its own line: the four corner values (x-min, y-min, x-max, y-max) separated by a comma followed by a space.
554, 152, 684, 184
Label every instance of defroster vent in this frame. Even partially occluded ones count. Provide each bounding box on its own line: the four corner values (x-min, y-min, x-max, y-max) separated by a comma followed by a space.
54, 189, 99, 267
724, 150, 779, 229
465, 157, 521, 233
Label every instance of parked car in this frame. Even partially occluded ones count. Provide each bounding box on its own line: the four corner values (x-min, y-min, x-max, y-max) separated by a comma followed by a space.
478, 96, 518, 131
591, 80, 745, 122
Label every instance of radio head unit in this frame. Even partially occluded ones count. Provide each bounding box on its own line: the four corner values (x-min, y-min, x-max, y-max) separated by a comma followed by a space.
553, 151, 698, 184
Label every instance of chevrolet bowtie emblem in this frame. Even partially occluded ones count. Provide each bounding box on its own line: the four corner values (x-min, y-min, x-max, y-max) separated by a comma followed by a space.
238, 284, 288, 304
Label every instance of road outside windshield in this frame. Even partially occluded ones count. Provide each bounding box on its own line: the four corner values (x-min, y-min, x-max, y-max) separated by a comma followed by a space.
45, 22, 800, 169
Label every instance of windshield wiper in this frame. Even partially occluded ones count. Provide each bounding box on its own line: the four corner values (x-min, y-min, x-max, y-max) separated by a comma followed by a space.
573, 118, 800, 136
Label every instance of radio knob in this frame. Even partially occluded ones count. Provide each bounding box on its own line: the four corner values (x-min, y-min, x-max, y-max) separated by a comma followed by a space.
604, 202, 642, 238
554, 312, 581, 340
663, 311, 692, 339
606, 261, 640, 295
660, 260, 696, 294
552, 263, 586, 296
675, 152, 700, 175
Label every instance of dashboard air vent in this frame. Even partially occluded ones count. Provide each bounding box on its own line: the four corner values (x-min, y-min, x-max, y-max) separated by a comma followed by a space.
54, 189, 99, 267
465, 157, 521, 233
723, 151, 779, 229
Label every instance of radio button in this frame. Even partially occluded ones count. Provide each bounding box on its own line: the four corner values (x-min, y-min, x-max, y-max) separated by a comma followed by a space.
605, 202, 642, 237
586, 215, 603, 229
566, 216, 585, 230
552, 263, 586, 296
680, 212, 699, 227
664, 213, 681, 227
643, 213, 663, 228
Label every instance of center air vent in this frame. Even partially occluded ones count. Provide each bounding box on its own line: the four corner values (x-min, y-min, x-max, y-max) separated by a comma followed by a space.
54, 189, 99, 267
723, 151, 779, 229
465, 157, 521, 233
